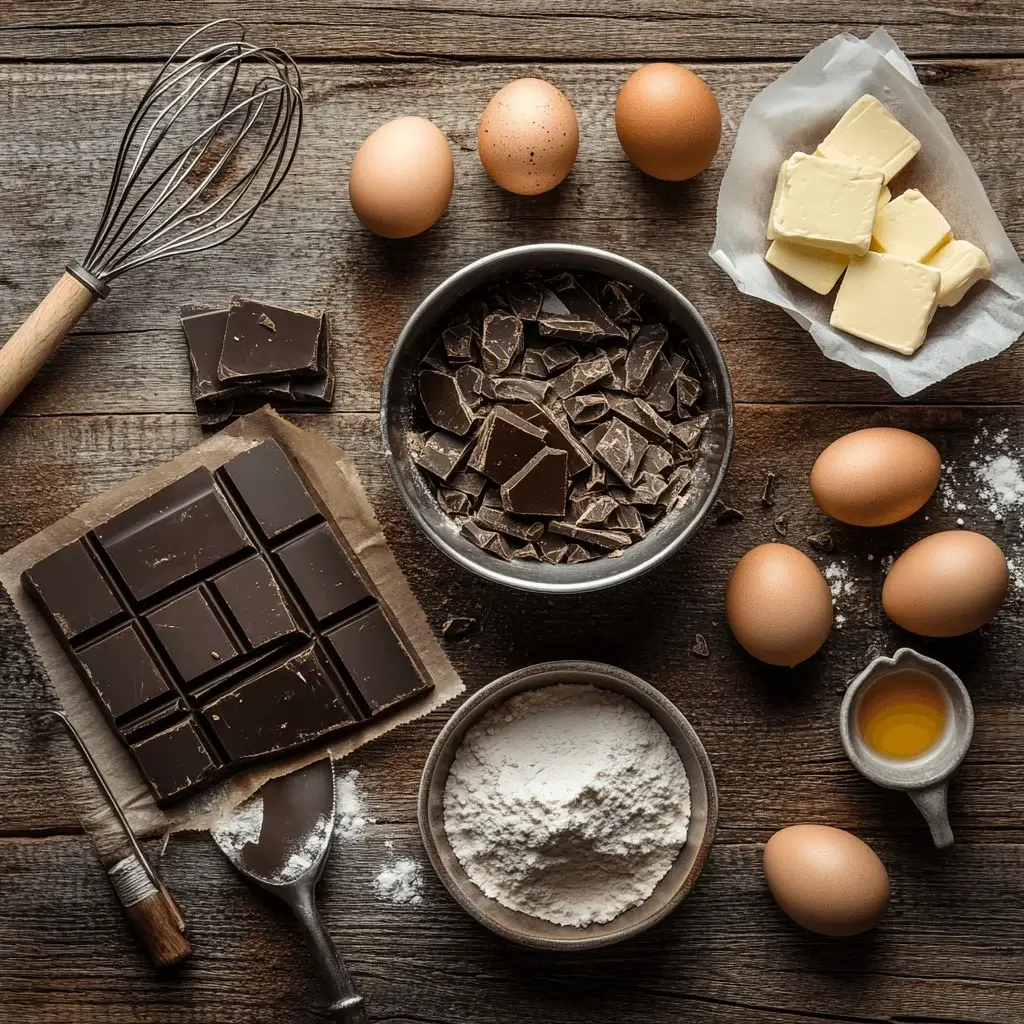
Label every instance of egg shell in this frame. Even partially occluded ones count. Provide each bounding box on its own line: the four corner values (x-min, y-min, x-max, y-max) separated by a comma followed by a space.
763, 825, 890, 937
725, 544, 832, 667
810, 427, 941, 527
349, 116, 454, 238
615, 63, 722, 181
882, 530, 1008, 637
478, 78, 579, 195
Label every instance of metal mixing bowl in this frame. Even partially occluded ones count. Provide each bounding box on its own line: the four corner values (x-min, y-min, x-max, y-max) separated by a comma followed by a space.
380, 243, 734, 594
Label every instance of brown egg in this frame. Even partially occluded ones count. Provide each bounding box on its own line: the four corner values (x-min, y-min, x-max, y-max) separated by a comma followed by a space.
349, 116, 454, 238
882, 530, 1009, 637
615, 63, 722, 181
478, 78, 579, 195
763, 825, 890, 937
725, 544, 832, 667
811, 427, 941, 527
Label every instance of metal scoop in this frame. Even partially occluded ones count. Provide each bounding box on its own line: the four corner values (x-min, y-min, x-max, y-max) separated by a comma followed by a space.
212, 758, 368, 1022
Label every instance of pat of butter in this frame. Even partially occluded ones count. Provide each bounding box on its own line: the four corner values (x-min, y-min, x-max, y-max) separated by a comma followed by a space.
831, 251, 941, 356
817, 95, 921, 184
771, 153, 884, 257
872, 189, 952, 262
766, 163, 786, 241
766, 240, 849, 295
925, 239, 992, 306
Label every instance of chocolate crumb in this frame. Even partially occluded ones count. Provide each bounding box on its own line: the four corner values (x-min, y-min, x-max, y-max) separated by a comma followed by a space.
691, 634, 709, 658
442, 616, 477, 639
761, 471, 777, 507
806, 531, 835, 553
257, 313, 276, 331
772, 512, 790, 537
712, 499, 744, 524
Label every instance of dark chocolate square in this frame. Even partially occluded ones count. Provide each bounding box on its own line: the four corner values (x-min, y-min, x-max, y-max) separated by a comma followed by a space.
22, 539, 122, 640
218, 296, 324, 383
130, 716, 221, 802
77, 624, 174, 720
213, 556, 302, 649
276, 523, 369, 622
147, 588, 239, 685
325, 607, 428, 713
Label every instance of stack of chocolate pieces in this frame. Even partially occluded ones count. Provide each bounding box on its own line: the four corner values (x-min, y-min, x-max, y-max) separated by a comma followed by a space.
180, 296, 335, 425
412, 271, 708, 564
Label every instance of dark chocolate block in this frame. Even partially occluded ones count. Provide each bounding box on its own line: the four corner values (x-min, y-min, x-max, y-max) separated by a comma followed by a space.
218, 297, 324, 383
22, 440, 432, 804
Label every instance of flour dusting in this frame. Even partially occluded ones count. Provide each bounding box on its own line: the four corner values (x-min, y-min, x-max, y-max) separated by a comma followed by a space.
373, 844, 424, 905
443, 684, 690, 928
335, 769, 374, 840
211, 793, 264, 858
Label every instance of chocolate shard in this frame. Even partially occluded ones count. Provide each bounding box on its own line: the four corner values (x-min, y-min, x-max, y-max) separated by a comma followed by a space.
773, 512, 790, 537
548, 520, 632, 550
442, 615, 477, 639
453, 364, 488, 409
468, 406, 548, 484
628, 472, 669, 505
449, 469, 489, 500
438, 488, 473, 515
551, 353, 613, 399
585, 461, 607, 491
659, 465, 694, 507
607, 396, 672, 442
505, 279, 544, 320
575, 495, 619, 526
601, 280, 643, 324
581, 420, 613, 456
461, 520, 499, 551
509, 402, 592, 476
671, 414, 708, 450
511, 543, 540, 561
442, 321, 477, 364
806, 531, 835, 553
484, 532, 517, 560
713, 499, 744, 524
422, 339, 451, 371
537, 534, 570, 564
563, 394, 610, 425
474, 505, 546, 542
692, 634, 710, 658
608, 504, 645, 536
761, 470, 777, 507
593, 417, 649, 485
566, 544, 594, 564
500, 447, 569, 517
639, 444, 674, 477
481, 312, 524, 375
675, 372, 703, 411
548, 273, 627, 339
540, 343, 580, 375
419, 369, 476, 436
643, 350, 685, 414
520, 348, 550, 379
481, 487, 504, 509
413, 430, 473, 482
624, 324, 668, 394
490, 376, 550, 404
604, 344, 629, 391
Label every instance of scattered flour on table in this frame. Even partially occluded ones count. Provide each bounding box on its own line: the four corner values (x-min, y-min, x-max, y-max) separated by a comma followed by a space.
443, 684, 690, 928
335, 768, 375, 840
211, 793, 264, 856
823, 560, 858, 627
373, 841, 424, 905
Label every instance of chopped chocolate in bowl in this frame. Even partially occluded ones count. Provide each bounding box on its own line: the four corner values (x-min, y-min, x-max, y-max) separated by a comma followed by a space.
381, 244, 733, 594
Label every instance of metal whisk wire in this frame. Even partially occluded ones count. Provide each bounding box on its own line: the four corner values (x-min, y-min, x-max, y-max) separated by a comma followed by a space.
81, 19, 303, 285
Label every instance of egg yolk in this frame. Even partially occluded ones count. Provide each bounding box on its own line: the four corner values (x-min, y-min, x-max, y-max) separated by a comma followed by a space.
857, 670, 947, 759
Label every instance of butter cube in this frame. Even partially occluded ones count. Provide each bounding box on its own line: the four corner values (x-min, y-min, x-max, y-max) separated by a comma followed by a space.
831, 251, 941, 356
925, 239, 992, 306
766, 240, 850, 295
872, 189, 952, 262
771, 153, 884, 257
817, 95, 921, 184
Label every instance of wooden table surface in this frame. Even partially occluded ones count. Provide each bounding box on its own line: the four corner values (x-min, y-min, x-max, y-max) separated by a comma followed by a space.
2, 4, 1022, 1022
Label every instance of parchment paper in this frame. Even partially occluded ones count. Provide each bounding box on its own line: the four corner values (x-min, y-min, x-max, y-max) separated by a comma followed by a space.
0, 408, 463, 856
710, 28, 1024, 397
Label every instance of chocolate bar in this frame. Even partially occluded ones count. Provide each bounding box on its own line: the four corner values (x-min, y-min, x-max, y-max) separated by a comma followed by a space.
23, 441, 432, 804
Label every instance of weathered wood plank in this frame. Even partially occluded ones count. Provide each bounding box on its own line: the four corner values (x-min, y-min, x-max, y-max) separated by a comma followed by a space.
2, 407, 1022, 843
2, 1, 1023, 61
1, 61, 1021, 413
0, 831, 1020, 1023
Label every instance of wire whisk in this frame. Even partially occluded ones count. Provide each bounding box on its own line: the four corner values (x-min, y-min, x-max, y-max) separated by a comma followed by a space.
0, 19, 303, 416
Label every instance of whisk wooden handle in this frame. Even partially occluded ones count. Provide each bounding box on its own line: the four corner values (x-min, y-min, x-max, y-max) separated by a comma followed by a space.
0, 271, 97, 416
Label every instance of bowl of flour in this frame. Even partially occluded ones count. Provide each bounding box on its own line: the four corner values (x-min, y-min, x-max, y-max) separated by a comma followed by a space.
418, 661, 718, 949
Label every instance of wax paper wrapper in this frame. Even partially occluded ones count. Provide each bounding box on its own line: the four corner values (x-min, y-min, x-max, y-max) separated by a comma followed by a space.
0, 408, 464, 859
710, 28, 1024, 397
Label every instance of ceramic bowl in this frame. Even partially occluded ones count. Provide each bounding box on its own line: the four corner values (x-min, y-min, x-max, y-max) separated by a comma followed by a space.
380, 243, 733, 594
417, 661, 718, 950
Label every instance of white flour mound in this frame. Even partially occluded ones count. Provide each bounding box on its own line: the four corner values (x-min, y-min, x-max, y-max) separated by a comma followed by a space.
443, 684, 690, 927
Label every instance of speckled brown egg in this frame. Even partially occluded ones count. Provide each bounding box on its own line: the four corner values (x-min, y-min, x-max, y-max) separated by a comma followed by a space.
882, 530, 1009, 636
725, 544, 833, 667
810, 427, 941, 527
478, 78, 579, 195
349, 116, 454, 238
764, 825, 890, 937
615, 63, 722, 181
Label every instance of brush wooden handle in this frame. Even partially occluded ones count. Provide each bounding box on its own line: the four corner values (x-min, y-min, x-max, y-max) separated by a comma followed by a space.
0, 271, 97, 416
121, 882, 192, 967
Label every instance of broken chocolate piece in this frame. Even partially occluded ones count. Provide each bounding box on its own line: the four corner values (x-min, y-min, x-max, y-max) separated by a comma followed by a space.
481, 312, 524, 375
511, 543, 540, 561
500, 447, 569, 517
505, 279, 544, 320
659, 465, 693, 507
548, 521, 632, 550
575, 495, 618, 526
540, 343, 579, 375
608, 504, 645, 535
605, 344, 629, 390
639, 445, 674, 477
593, 417, 649, 485
537, 535, 570, 564
453, 364, 488, 409
627, 472, 669, 505
585, 461, 607, 491
520, 348, 549, 379
448, 469, 488, 500
643, 350, 684, 414
607, 396, 672, 442
468, 406, 548, 484
484, 532, 517, 560
671, 415, 708, 450
422, 340, 450, 372
438, 488, 473, 515
413, 430, 472, 481
712, 500, 744, 524
601, 280, 643, 324
548, 273, 626, 339
773, 513, 790, 537
624, 324, 668, 394
581, 420, 613, 456
218, 296, 323, 382
563, 394, 610, 425
675, 373, 703, 410
420, 369, 476, 436
442, 321, 477, 364
566, 544, 594, 564
691, 634, 710, 658
806, 531, 835, 553
490, 376, 550, 404
474, 506, 546, 542
442, 615, 477, 639
551, 353, 613, 399
761, 471, 777, 507
509, 402, 592, 477
462, 520, 499, 551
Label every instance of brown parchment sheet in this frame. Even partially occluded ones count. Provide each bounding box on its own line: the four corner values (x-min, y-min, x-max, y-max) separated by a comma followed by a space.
0, 408, 464, 855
